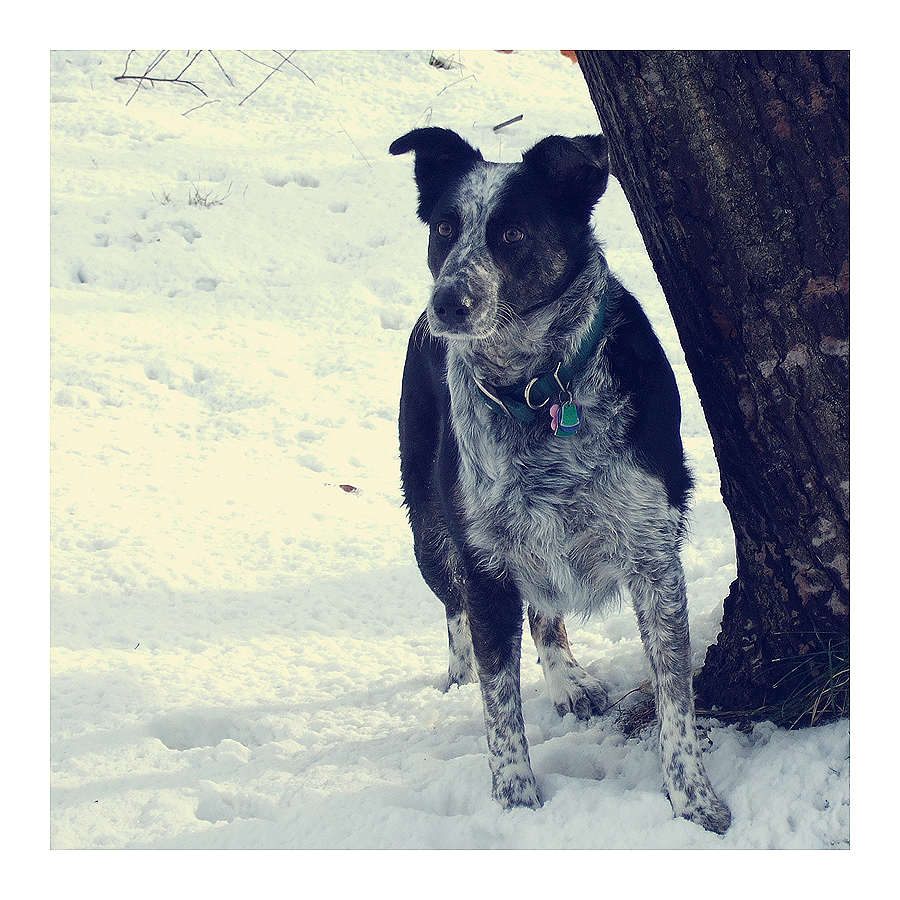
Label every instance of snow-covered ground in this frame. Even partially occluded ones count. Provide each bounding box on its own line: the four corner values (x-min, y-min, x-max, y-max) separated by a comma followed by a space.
50, 49, 849, 850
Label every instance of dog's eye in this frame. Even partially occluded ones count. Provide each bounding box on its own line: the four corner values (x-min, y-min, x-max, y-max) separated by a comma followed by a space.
436, 222, 454, 238
503, 227, 524, 244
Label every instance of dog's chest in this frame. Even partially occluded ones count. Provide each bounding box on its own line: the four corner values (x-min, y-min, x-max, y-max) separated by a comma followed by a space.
445, 350, 650, 608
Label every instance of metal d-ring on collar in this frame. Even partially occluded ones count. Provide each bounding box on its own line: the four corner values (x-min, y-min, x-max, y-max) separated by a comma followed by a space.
525, 363, 568, 410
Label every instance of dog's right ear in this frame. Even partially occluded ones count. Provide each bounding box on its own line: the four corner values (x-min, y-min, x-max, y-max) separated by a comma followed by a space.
390, 128, 483, 222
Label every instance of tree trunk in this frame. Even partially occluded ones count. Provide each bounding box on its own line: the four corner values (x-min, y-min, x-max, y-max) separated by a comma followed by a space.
576, 51, 849, 725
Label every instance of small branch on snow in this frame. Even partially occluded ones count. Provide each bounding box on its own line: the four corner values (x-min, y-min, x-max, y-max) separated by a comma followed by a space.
337, 120, 372, 169
493, 114, 523, 132
207, 51, 234, 86
270, 50, 315, 85
183, 99, 221, 117
239, 50, 297, 105
115, 73, 208, 98
116, 50, 208, 105
116, 50, 312, 111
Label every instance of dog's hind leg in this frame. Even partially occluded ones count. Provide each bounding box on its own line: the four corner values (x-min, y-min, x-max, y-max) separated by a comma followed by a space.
442, 580, 477, 690
528, 607, 608, 719
628, 558, 731, 834
410, 510, 477, 690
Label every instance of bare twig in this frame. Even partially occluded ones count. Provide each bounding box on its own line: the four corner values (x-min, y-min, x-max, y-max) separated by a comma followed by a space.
183, 99, 221, 117
235, 50, 281, 70
116, 73, 208, 99
117, 50, 312, 110
239, 50, 296, 106
116, 51, 207, 104
118, 50, 170, 105
207, 51, 234, 86
435, 74, 476, 98
337, 119, 371, 168
271, 50, 315, 84
235, 50, 312, 84
493, 114, 523, 132
138, 50, 169, 78
173, 50, 204, 83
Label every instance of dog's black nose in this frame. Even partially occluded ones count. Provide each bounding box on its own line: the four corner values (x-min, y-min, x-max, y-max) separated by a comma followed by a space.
433, 288, 473, 327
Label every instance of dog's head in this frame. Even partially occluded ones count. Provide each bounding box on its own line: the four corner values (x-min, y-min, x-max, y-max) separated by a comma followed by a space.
390, 127, 609, 340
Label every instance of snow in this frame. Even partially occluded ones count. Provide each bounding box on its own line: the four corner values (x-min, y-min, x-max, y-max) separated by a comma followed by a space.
50, 49, 849, 852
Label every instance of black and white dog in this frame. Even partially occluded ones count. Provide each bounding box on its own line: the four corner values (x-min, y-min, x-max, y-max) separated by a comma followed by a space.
390, 127, 730, 834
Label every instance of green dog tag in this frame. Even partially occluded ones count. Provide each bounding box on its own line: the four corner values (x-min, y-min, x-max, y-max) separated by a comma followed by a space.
554, 400, 581, 436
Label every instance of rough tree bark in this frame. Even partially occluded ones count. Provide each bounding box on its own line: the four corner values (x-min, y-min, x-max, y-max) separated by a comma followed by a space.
576, 51, 849, 724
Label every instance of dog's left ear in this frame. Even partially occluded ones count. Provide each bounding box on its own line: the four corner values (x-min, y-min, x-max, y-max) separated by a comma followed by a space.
522, 135, 610, 222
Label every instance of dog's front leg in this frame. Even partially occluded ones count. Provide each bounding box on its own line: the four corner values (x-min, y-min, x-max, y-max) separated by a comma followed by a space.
630, 564, 731, 834
467, 574, 541, 810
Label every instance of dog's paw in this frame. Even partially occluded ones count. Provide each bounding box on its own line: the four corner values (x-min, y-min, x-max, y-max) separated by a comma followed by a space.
679, 795, 732, 835
443, 663, 477, 691
492, 768, 542, 810
443, 672, 477, 691
668, 778, 731, 835
546, 666, 609, 720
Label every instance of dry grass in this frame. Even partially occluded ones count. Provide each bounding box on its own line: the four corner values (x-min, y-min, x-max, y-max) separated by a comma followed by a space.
611, 634, 849, 736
